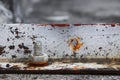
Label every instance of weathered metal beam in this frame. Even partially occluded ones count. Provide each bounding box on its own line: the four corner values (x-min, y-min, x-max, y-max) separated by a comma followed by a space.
0, 24, 120, 74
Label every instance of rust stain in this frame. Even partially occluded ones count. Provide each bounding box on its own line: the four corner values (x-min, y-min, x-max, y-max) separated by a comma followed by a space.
37, 24, 70, 27
37, 24, 119, 27
100, 24, 117, 27
74, 24, 97, 26
72, 65, 86, 70
28, 61, 48, 67
50, 24, 70, 27
73, 65, 79, 70
0, 46, 6, 55
111, 24, 115, 27
68, 37, 83, 52
74, 24, 81, 26
74, 24, 94, 26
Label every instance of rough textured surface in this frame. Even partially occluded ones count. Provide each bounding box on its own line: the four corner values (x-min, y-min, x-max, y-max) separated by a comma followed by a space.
0, 24, 120, 60
0, 74, 120, 80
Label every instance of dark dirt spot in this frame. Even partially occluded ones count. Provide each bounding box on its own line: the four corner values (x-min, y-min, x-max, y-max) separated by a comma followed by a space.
90, 36, 93, 38
15, 36, 20, 38
18, 43, 24, 49
99, 47, 102, 50
10, 30, 14, 34
106, 53, 109, 56
85, 47, 88, 50
30, 35, 37, 41
24, 49, 32, 54
18, 43, 28, 49
32, 27, 34, 30
23, 46, 29, 50
12, 55, 17, 59
53, 53, 55, 56
18, 43, 31, 54
8, 45, 15, 50
102, 29, 104, 31
6, 64, 10, 67
107, 36, 109, 38
15, 28, 20, 39
9, 27, 12, 30
17, 49, 20, 52
7, 38, 10, 41
23, 32, 25, 34
80, 55, 83, 58
65, 54, 69, 56
95, 52, 99, 55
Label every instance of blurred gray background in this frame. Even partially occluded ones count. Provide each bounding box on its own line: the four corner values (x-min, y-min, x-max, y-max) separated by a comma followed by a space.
0, 0, 120, 80
1, 0, 120, 23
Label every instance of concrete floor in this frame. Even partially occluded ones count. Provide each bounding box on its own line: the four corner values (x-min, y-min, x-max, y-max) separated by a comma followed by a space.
0, 74, 120, 80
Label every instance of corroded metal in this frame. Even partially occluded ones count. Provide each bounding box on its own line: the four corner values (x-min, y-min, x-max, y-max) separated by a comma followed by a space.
0, 24, 120, 74
0, 24, 120, 59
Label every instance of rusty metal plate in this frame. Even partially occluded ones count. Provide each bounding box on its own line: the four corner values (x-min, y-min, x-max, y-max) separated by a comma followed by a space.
0, 24, 120, 74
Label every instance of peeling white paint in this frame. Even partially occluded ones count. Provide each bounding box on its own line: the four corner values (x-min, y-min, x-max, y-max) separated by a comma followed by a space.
0, 24, 120, 60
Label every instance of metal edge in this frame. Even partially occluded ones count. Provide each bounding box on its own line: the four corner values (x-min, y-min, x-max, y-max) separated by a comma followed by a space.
0, 69, 120, 75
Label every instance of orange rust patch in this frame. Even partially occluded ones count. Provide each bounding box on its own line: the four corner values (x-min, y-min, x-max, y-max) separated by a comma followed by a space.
73, 65, 86, 70
28, 61, 48, 67
73, 65, 79, 70
68, 37, 83, 52
80, 66, 86, 69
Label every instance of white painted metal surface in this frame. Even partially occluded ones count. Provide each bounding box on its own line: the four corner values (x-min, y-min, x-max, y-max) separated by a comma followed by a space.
0, 24, 120, 60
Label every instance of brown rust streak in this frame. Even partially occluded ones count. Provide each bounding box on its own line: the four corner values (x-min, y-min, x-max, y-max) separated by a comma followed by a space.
74, 24, 95, 26
37, 24, 119, 27
37, 24, 70, 27
0, 46, 6, 55
50, 24, 70, 27
28, 62, 48, 67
